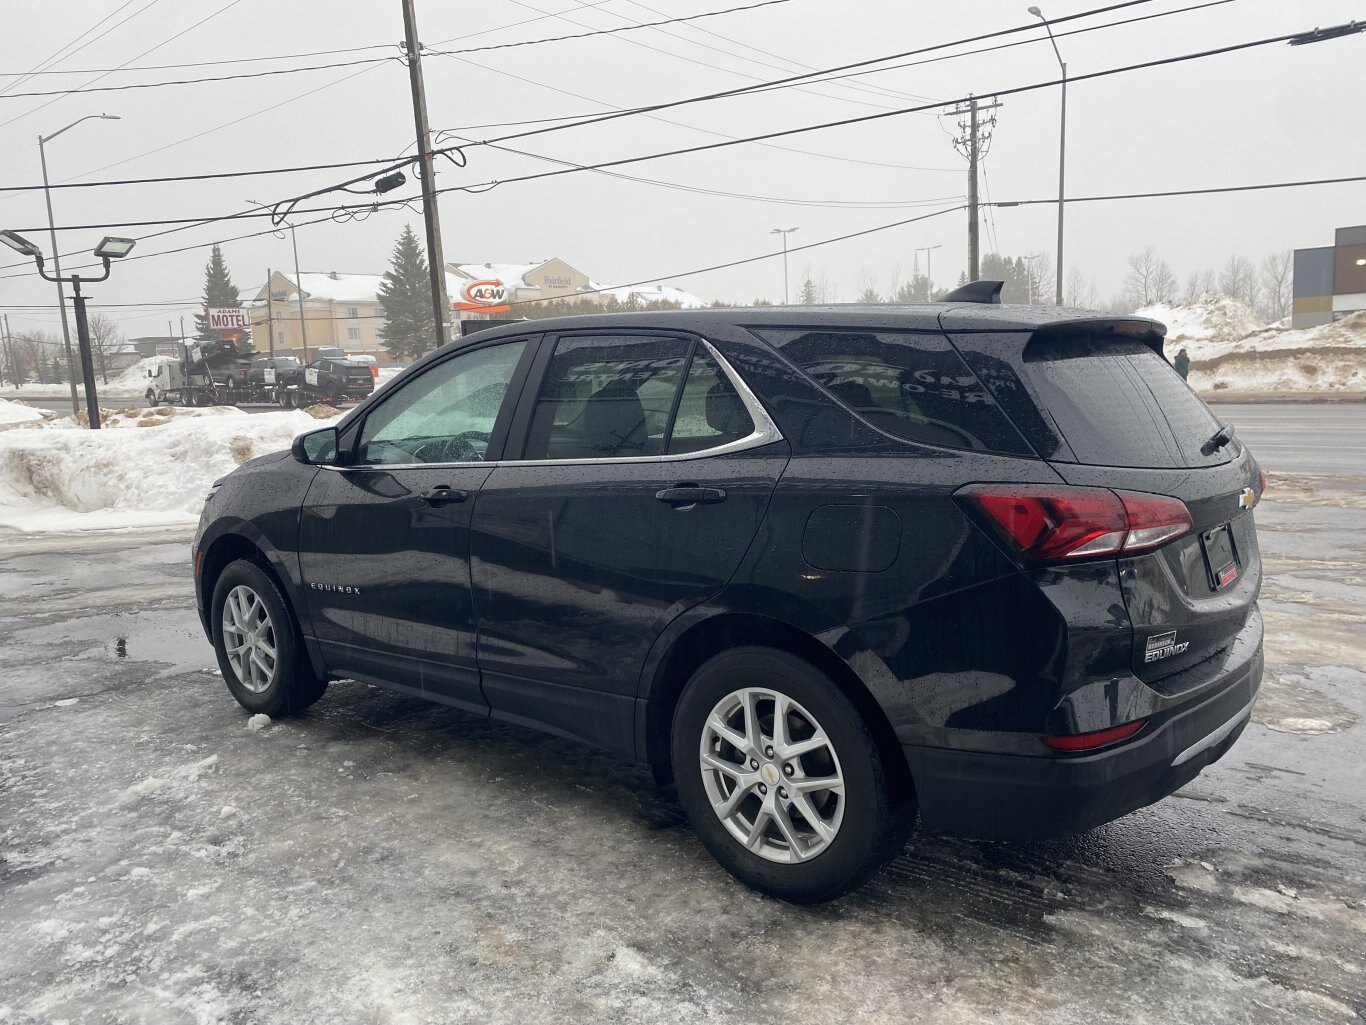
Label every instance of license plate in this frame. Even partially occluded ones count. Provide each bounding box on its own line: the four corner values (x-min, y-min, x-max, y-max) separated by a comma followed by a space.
1202, 524, 1238, 589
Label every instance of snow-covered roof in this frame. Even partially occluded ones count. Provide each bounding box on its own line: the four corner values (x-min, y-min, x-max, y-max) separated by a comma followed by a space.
448, 262, 551, 290
293, 272, 384, 303
589, 282, 709, 309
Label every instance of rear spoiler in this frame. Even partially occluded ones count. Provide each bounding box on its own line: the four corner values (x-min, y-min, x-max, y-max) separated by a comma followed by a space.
1024, 318, 1168, 357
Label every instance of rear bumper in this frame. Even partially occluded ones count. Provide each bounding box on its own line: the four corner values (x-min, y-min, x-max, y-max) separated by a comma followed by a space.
904, 634, 1263, 841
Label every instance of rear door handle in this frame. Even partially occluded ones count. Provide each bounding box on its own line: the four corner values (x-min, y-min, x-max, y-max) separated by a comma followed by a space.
655, 486, 727, 505
421, 486, 469, 505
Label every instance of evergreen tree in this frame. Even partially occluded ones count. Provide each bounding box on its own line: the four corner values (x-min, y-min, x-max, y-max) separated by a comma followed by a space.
377, 225, 433, 362
798, 277, 819, 304
194, 244, 243, 341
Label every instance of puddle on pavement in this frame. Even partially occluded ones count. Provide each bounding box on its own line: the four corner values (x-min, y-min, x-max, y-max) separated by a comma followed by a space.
1253, 669, 1360, 736
10, 608, 207, 675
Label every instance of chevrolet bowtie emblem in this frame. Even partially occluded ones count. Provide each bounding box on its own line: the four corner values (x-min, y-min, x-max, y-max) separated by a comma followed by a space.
1238, 487, 1256, 510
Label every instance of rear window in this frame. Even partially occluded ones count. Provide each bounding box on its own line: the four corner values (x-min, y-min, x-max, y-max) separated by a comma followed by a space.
753, 327, 1031, 455
1021, 334, 1226, 468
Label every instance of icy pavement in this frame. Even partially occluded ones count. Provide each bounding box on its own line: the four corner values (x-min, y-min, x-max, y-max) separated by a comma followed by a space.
2, 493, 1365, 1024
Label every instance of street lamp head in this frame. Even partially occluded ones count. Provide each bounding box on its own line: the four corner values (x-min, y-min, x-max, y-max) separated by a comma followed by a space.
0, 229, 43, 258
93, 236, 136, 259
99, 113, 121, 120
1028, 6, 1044, 17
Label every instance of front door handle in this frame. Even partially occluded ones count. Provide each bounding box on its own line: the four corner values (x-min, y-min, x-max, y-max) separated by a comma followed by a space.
421, 486, 469, 505
655, 485, 727, 505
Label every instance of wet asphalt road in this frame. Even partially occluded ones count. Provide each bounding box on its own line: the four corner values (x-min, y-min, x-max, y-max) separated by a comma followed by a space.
1, 455, 1365, 1022
1214, 403, 1366, 477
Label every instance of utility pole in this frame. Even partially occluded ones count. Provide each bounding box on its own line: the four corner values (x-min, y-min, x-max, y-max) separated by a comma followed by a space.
1, 313, 16, 388
400, 0, 451, 350
265, 267, 275, 359
950, 95, 1001, 283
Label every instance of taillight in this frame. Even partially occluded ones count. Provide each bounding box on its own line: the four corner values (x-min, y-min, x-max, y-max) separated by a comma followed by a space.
1258, 468, 1267, 495
1043, 719, 1147, 752
956, 484, 1192, 564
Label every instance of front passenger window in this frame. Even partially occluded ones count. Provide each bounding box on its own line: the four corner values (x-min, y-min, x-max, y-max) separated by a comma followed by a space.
356, 340, 527, 465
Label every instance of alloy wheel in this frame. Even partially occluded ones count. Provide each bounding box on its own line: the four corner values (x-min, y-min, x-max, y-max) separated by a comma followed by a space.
221, 584, 278, 694
698, 687, 846, 863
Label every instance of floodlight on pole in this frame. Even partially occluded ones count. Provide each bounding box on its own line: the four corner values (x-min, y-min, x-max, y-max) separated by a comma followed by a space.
1029, 6, 1066, 305
93, 236, 136, 260
0, 229, 44, 259
3, 228, 133, 430
770, 227, 799, 304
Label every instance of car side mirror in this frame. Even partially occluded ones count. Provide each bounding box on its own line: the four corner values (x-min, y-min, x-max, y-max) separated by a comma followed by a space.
293, 426, 339, 465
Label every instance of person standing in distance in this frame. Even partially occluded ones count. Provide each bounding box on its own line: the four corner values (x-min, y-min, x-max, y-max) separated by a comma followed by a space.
1174, 347, 1191, 381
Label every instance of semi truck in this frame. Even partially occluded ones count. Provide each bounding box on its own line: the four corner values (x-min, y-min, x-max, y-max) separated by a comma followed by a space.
145, 341, 375, 408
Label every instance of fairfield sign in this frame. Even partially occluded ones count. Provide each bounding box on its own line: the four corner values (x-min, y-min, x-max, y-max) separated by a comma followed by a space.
453, 278, 510, 315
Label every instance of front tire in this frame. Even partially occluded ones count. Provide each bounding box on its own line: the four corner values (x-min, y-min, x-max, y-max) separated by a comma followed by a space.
211, 559, 326, 716
671, 647, 912, 903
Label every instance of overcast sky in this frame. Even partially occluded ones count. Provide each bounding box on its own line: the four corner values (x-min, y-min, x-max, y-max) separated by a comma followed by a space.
1, 0, 1363, 341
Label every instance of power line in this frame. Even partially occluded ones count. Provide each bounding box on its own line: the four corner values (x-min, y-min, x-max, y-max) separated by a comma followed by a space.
987, 174, 1366, 207
0, 0, 158, 97
472, 0, 1168, 149
0, 154, 418, 194
446, 25, 1359, 202
429, 0, 792, 56
0, 0, 243, 132
507, 204, 968, 307
0, 1, 790, 102
0, 43, 397, 76
0, 55, 397, 100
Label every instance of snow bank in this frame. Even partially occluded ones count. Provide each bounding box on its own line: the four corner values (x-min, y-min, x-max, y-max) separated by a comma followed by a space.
0, 405, 325, 532
1136, 295, 1264, 349
1137, 298, 1366, 394
2, 355, 175, 400
0, 398, 47, 427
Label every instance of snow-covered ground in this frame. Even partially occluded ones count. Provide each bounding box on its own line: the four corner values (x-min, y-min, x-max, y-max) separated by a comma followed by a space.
0, 402, 335, 532
0, 472, 1362, 1024
1136, 297, 1366, 394
3, 355, 176, 400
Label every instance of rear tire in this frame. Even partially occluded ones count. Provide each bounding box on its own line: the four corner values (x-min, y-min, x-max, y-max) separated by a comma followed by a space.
211, 559, 327, 716
671, 646, 912, 903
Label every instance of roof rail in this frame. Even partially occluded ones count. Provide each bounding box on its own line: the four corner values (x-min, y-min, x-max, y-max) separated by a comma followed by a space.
940, 280, 1004, 304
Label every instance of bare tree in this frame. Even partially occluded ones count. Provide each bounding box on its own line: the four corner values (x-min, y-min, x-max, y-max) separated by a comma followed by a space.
856, 268, 881, 303
1025, 252, 1056, 305
1258, 250, 1292, 323
1065, 267, 1098, 308
88, 313, 124, 385
1219, 255, 1259, 309
1183, 268, 1217, 303
1124, 246, 1177, 310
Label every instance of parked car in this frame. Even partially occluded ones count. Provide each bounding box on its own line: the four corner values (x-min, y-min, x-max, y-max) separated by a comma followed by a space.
193, 282, 1265, 902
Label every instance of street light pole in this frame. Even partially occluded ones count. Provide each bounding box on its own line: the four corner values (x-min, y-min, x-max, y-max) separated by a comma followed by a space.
914, 244, 942, 298
1029, 7, 1066, 305
770, 227, 799, 303
38, 113, 120, 412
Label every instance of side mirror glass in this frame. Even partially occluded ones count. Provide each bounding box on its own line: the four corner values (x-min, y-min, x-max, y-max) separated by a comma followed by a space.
293, 427, 339, 465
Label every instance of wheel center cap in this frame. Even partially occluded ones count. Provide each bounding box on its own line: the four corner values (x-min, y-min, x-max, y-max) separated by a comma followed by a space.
760, 763, 781, 785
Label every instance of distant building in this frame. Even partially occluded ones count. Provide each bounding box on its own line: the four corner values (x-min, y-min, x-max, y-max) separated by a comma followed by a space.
247, 271, 387, 361
247, 261, 709, 362
1292, 225, 1366, 328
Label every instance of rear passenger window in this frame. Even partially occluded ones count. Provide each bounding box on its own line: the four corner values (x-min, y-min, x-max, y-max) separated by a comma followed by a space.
754, 328, 1031, 455
521, 336, 755, 460
522, 335, 690, 460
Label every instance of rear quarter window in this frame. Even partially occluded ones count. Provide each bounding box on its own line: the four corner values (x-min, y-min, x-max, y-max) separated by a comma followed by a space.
752, 327, 1032, 455
1022, 334, 1226, 468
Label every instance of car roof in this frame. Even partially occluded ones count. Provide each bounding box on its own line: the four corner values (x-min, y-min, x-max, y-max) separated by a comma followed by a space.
449, 302, 1165, 346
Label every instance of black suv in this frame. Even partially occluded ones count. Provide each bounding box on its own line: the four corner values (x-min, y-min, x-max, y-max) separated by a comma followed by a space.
194, 283, 1264, 902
